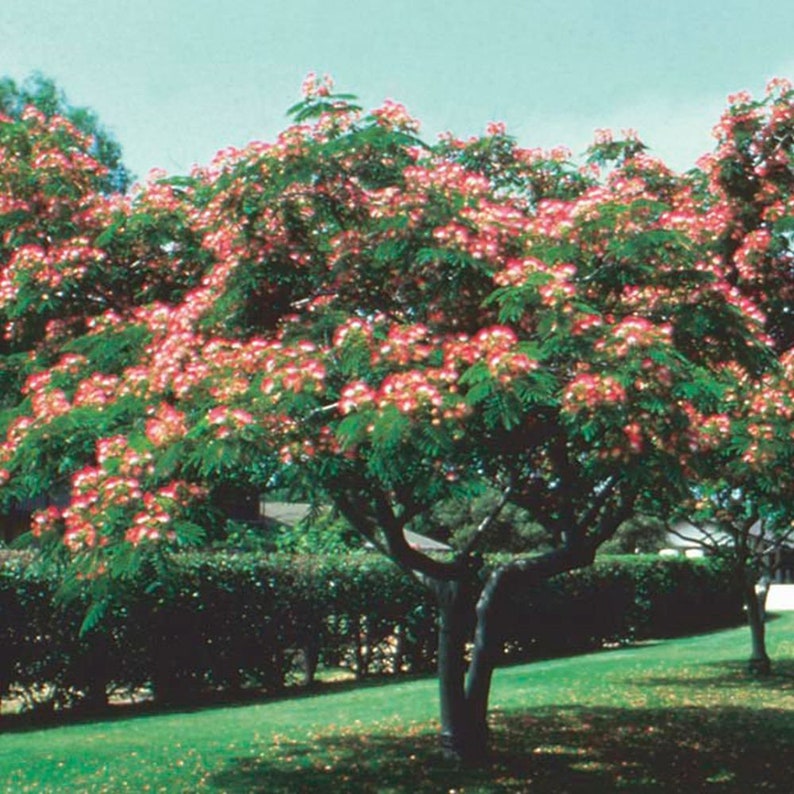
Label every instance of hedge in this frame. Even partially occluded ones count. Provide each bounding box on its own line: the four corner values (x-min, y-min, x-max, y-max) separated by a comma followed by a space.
0, 551, 743, 715
498, 554, 744, 660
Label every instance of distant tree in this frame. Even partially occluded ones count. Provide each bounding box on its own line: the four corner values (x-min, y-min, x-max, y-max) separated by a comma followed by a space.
0, 74, 209, 544
600, 515, 667, 555
270, 509, 366, 555
0, 73, 130, 192
420, 487, 548, 553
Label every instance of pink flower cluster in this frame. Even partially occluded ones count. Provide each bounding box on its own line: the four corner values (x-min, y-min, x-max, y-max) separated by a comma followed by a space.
378, 324, 435, 366
596, 317, 673, 358
125, 482, 203, 546
403, 163, 491, 201
377, 371, 444, 414
371, 99, 420, 133
562, 372, 627, 414
442, 326, 516, 368
493, 257, 548, 288
538, 264, 577, 307
332, 318, 373, 348
338, 381, 377, 415
0, 240, 106, 308
301, 72, 334, 100
695, 413, 732, 449
206, 405, 255, 439
260, 341, 327, 398
145, 403, 188, 447
73, 373, 121, 407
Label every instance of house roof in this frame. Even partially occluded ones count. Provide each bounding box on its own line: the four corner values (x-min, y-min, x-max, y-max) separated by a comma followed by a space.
664, 521, 733, 549
665, 520, 794, 551
260, 501, 314, 527
399, 529, 453, 552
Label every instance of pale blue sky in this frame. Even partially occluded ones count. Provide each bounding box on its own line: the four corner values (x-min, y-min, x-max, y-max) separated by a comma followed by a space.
1, 0, 792, 181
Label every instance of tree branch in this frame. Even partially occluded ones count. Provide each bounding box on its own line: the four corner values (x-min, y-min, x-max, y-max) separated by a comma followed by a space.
333, 484, 463, 582
668, 520, 732, 552
495, 544, 600, 591
462, 480, 514, 555
584, 480, 637, 548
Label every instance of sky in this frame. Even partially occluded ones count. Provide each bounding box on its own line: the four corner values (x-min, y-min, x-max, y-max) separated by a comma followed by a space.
1, 0, 792, 182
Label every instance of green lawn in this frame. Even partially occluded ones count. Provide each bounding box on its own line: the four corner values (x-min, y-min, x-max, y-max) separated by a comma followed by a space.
2, 614, 793, 793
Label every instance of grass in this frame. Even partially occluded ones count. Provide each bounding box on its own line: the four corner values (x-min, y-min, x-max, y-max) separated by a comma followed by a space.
1, 614, 793, 792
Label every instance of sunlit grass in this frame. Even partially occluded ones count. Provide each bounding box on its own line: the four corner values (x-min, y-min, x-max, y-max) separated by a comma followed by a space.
1, 613, 793, 792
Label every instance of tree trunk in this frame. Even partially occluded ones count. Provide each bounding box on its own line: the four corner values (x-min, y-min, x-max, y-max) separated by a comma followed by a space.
432, 578, 491, 764
428, 551, 589, 764
743, 581, 771, 676
392, 623, 405, 674
301, 638, 320, 686
464, 570, 504, 755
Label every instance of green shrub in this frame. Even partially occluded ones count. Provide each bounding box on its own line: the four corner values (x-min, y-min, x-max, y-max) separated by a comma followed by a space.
0, 552, 743, 715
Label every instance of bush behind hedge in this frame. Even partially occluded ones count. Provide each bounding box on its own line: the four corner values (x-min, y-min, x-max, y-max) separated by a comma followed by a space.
0, 552, 743, 714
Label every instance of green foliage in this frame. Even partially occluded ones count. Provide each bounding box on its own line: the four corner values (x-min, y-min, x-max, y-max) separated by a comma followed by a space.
0, 552, 438, 711
599, 514, 668, 554
0, 80, 790, 755
270, 510, 365, 555
495, 555, 743, 659
416, 488, 548, 553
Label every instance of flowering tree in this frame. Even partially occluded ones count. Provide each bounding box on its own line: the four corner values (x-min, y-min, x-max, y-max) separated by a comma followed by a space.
669, 79, 794, 675
0, 75, 772, 759
0, 76, 206, 379
0, 85, 212, 556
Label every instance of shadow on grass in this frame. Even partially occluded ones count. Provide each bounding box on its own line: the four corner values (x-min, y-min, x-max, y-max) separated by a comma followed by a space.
209, 704, 794, 793
634, 659, 794, 691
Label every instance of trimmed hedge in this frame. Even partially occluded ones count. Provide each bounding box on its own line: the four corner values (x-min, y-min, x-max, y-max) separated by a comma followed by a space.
0, 552, 437, 712
0, 552, 743, 715
499, 555, 744, 660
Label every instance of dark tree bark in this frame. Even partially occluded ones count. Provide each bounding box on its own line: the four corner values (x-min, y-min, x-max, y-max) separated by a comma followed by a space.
743, 580, 771, 676
465, 580, 502, 753
300, 637, 320, 686
428, 550, 598, 764
431, 577, 491, 763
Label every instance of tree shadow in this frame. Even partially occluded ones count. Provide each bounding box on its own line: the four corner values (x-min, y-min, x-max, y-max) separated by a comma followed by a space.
633, 659, 794, 691
209, 704, 794, 792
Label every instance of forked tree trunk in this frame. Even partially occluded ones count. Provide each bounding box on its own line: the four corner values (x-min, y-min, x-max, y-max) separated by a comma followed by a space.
434, 579, 481, 761
428, 551, 595, 764
464, 567, 507, 759
743, 581, 771, 676
431, 577, 499, 764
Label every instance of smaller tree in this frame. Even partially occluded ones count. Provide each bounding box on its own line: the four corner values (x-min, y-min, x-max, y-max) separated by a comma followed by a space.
414, 487, 547, 553
671, 357, 794, 675
599, 514, 667, 555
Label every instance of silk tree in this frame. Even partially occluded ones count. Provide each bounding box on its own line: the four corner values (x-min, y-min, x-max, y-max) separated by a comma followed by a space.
0, 75, 768, 760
